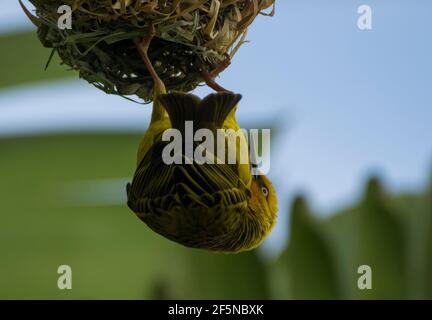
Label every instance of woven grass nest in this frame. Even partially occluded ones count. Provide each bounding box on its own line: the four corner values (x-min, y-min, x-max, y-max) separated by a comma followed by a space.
23, 0, 275, 102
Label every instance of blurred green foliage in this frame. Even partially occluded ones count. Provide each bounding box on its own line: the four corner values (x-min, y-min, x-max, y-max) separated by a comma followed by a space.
270, 198, 341, 299
0, 31, 73, 89
274, 177, 432, 300
0, 134, 431, 299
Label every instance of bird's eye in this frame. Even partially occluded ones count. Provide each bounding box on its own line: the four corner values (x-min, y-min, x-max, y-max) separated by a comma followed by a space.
261, 186, 269, 197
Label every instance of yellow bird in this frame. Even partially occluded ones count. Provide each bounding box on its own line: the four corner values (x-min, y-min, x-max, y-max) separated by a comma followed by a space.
126, 25, 277, 253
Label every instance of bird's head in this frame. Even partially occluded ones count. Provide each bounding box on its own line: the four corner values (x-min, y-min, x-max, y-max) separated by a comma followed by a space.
245, 174, 278, 246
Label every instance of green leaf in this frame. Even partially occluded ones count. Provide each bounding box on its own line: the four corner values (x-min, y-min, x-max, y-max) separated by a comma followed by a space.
352, 178, 407, 299
271, 197, 341, 299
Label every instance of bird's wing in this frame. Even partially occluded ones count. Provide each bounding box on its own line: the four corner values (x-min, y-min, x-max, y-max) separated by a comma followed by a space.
127, 141, 249, 213
222, 107, 252, 189
136, 118, 170, 165
136, 82, 170, 165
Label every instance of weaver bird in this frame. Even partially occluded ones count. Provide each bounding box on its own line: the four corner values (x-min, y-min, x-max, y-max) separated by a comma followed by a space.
126, 24, 277, 253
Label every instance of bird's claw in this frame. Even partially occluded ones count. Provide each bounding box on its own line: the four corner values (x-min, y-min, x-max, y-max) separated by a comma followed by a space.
199, 57, 232, 93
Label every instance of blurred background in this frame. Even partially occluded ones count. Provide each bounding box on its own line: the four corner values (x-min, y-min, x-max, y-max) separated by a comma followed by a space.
0, 0, 431, 299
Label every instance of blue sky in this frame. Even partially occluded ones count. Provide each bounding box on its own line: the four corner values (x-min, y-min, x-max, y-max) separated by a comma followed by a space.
1, 1, 431, 253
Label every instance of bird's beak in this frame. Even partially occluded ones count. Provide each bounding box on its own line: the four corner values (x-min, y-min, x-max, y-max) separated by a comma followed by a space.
246, 188, 252, 198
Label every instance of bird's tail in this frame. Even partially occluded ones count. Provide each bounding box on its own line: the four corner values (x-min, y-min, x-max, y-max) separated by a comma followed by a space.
158, 92, 242, 131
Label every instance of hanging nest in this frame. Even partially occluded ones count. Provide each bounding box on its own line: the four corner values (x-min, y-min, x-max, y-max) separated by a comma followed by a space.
22, 0, 275, 102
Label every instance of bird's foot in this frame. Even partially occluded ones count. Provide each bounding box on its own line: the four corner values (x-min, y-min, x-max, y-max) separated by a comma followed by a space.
199, 57, 232, 93
135, 22, 166, 93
